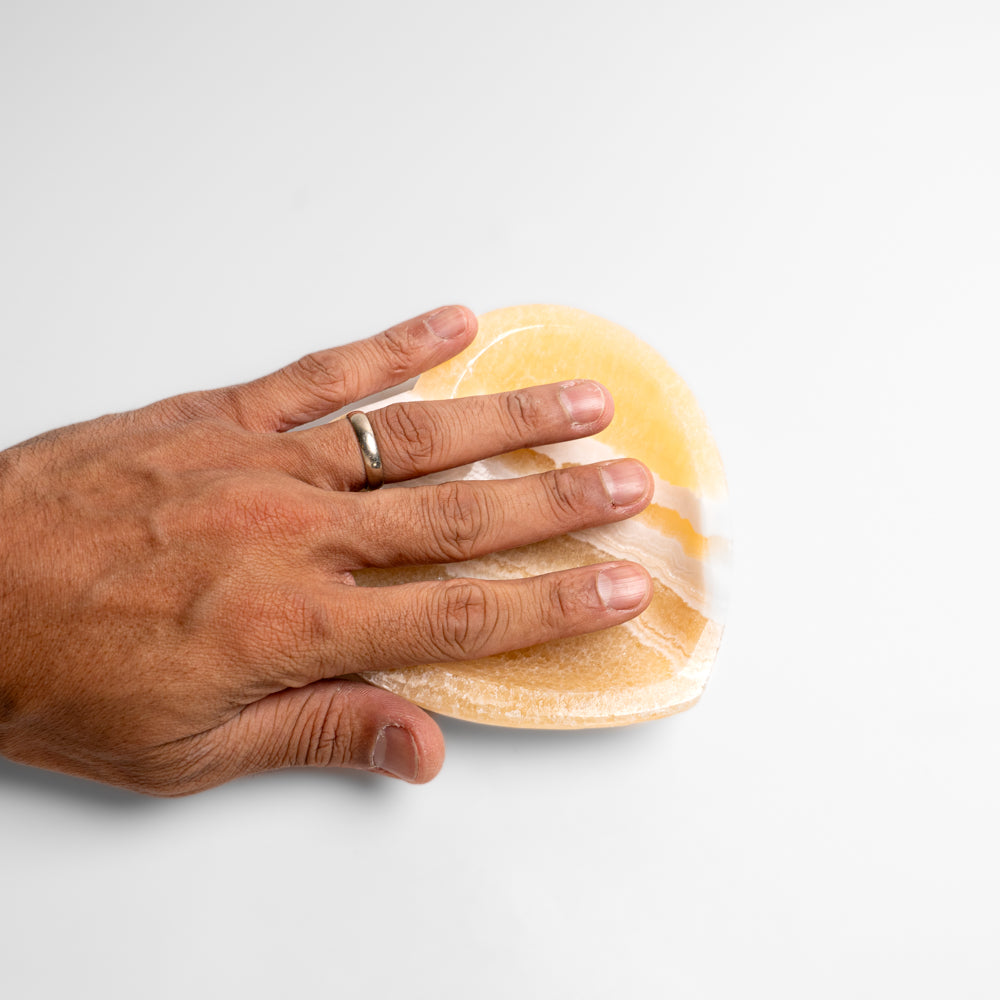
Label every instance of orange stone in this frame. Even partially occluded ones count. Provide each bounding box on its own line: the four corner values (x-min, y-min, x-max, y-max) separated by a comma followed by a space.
360, 305, 730, 728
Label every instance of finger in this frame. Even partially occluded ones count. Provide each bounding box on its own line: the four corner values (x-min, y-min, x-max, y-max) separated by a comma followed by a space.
288, 379, 614, 490
194, 680, 444, 787
156, 305, 477, 432
303, 562, 652, 680
331, 459, 652, 568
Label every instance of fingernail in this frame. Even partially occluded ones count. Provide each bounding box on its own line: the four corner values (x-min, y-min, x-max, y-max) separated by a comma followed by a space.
597, 564, 651, 611
424, 306, 468, 340
372, 725, 419, 781
599, 460, 649, 506
559, 380, 607, 425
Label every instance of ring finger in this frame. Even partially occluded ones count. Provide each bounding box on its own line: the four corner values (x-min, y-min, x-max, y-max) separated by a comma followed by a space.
286, 379, 614, 491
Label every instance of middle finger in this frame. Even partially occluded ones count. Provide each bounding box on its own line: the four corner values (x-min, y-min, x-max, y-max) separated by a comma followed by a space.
326, 459, 653, 569
286, 380, 613, 490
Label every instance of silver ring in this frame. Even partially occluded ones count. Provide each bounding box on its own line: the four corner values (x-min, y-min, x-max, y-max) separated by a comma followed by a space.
345, 411, 384, 490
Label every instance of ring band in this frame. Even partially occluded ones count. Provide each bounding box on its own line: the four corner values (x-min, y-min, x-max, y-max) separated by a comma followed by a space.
345, 410, 384, 490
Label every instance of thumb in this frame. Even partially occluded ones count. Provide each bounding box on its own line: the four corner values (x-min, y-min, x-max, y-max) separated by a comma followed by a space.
208, 680, 445, 787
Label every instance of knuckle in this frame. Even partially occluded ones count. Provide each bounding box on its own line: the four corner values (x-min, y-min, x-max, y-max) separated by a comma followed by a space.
544, 575, 578, 630
231, 586, 333, 681
430, 579, 501, 659
428, 482, 487, 562
128, 415, 259, 478
290, 350, 358, 405
286, 690, 351, 768
371, 323, 423, 380
500, 389, 546, 436
543, 467, 592, 520
180, 417, 255, 467
282, 590, 334, 657
380, 403, 442, 474
207, 477, 314, 542
540, 572, 591, 631
147, 390, 230, 426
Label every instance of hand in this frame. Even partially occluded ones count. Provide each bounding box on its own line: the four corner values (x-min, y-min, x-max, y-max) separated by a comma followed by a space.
0, 306, 653, 796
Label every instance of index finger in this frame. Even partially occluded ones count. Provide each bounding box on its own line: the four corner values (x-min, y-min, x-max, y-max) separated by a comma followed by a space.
155, 305, 477, 432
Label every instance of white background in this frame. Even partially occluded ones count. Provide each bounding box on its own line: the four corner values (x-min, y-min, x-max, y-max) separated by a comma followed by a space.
1, 2, 998, 997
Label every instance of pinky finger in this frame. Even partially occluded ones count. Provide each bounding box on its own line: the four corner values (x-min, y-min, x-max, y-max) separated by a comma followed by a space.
317, 562, 653, 678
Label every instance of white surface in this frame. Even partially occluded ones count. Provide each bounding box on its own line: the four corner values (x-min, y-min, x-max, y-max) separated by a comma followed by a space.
1, 2, 998, 997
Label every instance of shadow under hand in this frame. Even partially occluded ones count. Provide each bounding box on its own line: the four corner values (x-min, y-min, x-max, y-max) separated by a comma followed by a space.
0, 752, 401, 809
435, 712, 667, 753
0, 718, 670, 809
0, 754, 155, 812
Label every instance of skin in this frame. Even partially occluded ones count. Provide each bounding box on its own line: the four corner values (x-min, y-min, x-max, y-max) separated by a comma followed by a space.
0, 305, 653, 796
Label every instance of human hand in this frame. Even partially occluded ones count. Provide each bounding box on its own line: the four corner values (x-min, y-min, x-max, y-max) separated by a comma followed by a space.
0, 306, 653, 795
